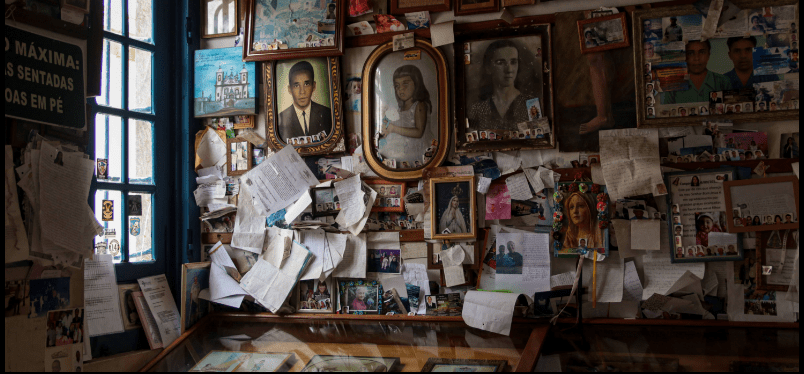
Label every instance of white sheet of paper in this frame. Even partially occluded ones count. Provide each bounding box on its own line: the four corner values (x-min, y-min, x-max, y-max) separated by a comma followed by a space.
538, 167, 559, 189
462, 291, 520, 335
401, 242, 427, 259
242, 146, 320, 216
209, 263, 247, 308
231, 183, 266, 254
622, 261, 643, 302
641, 251, 704, 300
477, 176, 492, 194
590, 163, 605, 184
84, 254, 125, 337
444, 265, 466, 287
196, 165, 223, 184
283, 191, 312, 224
430, 21, 454, 47
494, 232, 551, 295
522, 168, 544, 195
344, 185, 376, 236
333, 233, 367, 278
137, 274, 181, 347
550, 271, 576, 288
300, 230, 328, 280
6, 145, 29, 263
197, 130, 227, 168
631, 220, 661, 250
505, 173, 533, 200
239, 242, 312, 313
334, 175, 365, 228
583, 252, 624, 303
441, 245, 466, 267
262, 227, 293, 268
380, 275, 408, 299
792, 162, 799, 179
193, 180, 226, 208
492, 151, 521, 175
726, 265, 796, 322
612, 219, 639, 258
599, 128, 664, 200
518, 150, 544, 169
325, 232, 348, 266
402, 262, 430, 315
38, 142, 96, 254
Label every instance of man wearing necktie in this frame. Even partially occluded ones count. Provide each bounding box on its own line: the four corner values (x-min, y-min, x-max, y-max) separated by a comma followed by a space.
278, 61, 333, 142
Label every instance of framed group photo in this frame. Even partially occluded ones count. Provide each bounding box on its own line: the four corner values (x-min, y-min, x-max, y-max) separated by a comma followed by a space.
243, 0, 345, 61
634, 2, 800, 127
577, 13, 630, 54
361, 38, 450, 181
724, 175, 799, 233
311, 186, 341, 217
265, 56, 345, 156
365, 179, 406, 212
454, 24, 556, 153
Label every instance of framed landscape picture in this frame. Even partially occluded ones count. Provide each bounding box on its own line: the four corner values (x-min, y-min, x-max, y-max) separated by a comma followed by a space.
194, 47, 257, 118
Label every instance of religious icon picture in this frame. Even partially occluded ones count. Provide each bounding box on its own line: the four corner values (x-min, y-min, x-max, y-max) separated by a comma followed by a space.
193, 47, 257, 118
127, 195, 142, 216
96, 158, 108, 180
101, 200, 114, 221
430, 176, 476, 240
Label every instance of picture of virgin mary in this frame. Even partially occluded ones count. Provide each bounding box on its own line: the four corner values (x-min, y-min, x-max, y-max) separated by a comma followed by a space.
562, 191, 603, 250
435, 181, 472, 235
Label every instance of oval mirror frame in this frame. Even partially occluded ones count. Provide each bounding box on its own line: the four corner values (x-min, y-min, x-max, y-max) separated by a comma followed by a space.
361, 38, 450, 181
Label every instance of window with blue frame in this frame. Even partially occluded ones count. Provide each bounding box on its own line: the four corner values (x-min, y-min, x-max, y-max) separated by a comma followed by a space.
91, 0, 168, 281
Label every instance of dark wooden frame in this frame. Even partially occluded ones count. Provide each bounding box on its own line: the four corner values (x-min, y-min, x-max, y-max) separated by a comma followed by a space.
665, 168, 744, 263
577, 13, 630, 54
243, 0, 345, 61
390, 0, 450, 15
264, 56, 345, 156
453, 24, 556, 153
723, 175, 800, 233
201, 0, 240, 38
453, 0, 498, 16
421, 358, 507, 372
365, 179, 406, 213
632, 1, 800, 128
755, 231, 798, 292
232, 115, 254, 129
180, 262, 211, 333
429, 176, 477, 240
61, 0, 90, 13
226, 137, 253, 176
361, 38, 450, 181
310, 186, 341, 218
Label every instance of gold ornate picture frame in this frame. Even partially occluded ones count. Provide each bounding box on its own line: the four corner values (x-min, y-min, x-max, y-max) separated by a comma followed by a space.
429, 176, 476, 240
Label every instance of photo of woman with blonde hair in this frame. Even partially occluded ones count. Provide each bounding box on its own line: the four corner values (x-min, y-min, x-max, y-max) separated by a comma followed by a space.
562, 192, 602, 249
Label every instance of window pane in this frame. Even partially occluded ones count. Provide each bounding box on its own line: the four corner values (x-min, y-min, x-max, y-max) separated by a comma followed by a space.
128, 47, 153, 113
103, 0, 124, 35
128, 192, 153, 263
128, 0, 153, 43
94, 190, 124, 263
94, 114, 123, 183
98, 39, 123, 109
128, 119, 154, 184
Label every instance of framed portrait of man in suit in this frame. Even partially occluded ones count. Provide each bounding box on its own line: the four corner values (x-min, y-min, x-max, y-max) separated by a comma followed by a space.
265, 57, 345, 156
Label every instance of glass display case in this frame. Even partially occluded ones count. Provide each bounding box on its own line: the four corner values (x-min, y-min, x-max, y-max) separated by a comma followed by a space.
141, 314, 547, 372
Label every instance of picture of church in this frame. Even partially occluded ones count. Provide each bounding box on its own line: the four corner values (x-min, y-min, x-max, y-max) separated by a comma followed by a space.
194, 47, 256, 118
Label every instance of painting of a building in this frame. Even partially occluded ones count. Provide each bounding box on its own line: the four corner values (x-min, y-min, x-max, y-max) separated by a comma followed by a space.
194, 47, 256, 118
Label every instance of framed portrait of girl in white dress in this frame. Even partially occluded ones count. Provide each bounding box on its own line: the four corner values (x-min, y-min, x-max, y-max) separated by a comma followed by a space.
430, 176, 476, 240
362, 38, 450, 181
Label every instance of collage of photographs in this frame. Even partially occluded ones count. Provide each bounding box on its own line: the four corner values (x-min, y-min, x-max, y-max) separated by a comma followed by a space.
642, 5, 799, 119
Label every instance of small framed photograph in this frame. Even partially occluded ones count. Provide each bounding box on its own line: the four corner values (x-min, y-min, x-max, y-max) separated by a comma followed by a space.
337, 279, 381, 314
117, 284, 142, 330
226, 137, 252, 176
421, 358, 507, 372
311, 187, 341, 217
365, 179, 406, 213
454, 0, 499, 16
724, 176, 800, 233
233, 115, 254, 129
430, 176, 476, 240
577, 13, 629, 54
297, 278, 334, 313
390, 0, 450, 14
201, 0, 239, 38
368, 249, 402, 274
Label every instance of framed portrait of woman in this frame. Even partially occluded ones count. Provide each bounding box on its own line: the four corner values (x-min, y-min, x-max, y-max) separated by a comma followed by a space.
243, 0, 345, 61
430, 176, 476, 240
454, 24, 556, 153
362, 38, 450, 181
634, 3, 799, 128
554, 182, 609, 257
264, 56, 345, 156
